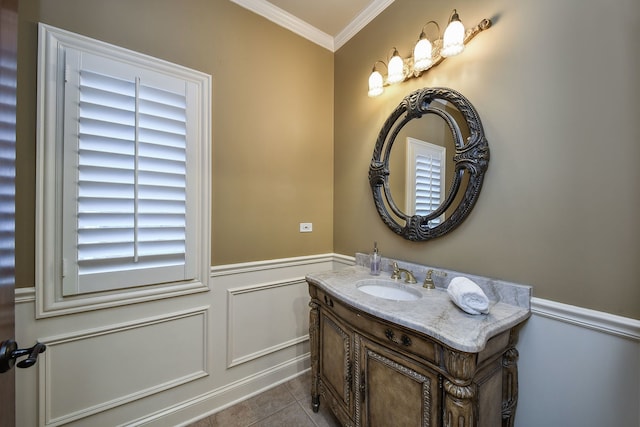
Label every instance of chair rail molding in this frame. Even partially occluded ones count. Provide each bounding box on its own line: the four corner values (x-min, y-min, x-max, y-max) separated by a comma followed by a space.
531, 297, 640, 341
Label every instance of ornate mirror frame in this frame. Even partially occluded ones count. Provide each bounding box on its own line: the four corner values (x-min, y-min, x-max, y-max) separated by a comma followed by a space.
369, 87, 489, 241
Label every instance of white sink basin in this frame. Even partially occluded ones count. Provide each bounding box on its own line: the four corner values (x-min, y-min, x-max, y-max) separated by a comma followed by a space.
356, 279, 422, 301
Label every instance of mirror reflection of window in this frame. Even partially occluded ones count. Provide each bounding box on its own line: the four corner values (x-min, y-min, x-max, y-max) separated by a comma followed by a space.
406, 137, 445, 224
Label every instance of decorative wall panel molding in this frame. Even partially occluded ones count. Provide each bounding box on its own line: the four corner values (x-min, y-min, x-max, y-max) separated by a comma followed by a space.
38, 308, 208, 426
226, 279, 311, 367
217, 253, 354, 368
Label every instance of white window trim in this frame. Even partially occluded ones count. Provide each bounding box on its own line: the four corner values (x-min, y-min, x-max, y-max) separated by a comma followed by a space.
35, 23, 212, 318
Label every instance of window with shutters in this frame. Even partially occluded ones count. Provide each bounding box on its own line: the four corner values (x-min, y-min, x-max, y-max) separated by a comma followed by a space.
36, 24, 211, 313
405, 137, 445, 225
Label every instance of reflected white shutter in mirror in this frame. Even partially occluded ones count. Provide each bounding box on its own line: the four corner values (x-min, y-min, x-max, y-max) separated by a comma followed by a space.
406, 137, 445, 225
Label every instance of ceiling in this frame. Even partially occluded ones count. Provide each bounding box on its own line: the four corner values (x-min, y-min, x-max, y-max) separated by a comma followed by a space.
229, 0, 395, 51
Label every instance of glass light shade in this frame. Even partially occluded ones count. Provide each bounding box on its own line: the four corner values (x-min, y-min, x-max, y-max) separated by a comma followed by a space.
368, 70, 384, 97
440, 9, 465, 58
413, 38, 433, 72
387, 53, 405, 84
441, 18, 465, 57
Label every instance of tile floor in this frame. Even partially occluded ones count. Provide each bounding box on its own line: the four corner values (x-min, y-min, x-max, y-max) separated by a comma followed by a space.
188, 371, 341, 427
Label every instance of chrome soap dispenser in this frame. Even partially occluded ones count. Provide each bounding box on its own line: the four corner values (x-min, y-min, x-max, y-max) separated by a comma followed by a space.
370, 242, 381, 275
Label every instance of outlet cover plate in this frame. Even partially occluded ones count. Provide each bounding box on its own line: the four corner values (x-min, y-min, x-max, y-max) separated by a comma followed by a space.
300, 223, 312, 232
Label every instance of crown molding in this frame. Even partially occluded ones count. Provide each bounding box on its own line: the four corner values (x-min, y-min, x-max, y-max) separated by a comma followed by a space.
229, 0, 334, 50
334, 0, 395, 51
229, 0, 394, 52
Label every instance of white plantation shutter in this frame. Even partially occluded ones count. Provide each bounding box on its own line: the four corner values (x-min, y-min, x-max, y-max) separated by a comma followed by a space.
406, 138, 445, 225
415, 153, 442, 218
61, 48, 195, 295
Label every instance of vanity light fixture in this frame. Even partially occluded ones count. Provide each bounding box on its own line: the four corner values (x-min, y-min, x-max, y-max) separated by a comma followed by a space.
367, 9, 492, 97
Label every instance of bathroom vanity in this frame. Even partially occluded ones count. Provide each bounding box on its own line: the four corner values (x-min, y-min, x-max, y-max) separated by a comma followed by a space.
307, 258, 531, 427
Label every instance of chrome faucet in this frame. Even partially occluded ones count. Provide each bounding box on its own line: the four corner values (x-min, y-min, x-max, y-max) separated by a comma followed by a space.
390, 262, 417, 284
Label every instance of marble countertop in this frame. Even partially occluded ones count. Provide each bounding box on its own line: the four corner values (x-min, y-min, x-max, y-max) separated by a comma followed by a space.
306, 264, 531, 353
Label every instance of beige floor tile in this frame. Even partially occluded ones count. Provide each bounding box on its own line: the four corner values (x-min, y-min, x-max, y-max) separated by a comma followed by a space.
249, 402, 316, 427
209, 383, 295, 426
299, 395, 342, 427
209, 400, 255, 427
187, 416, 212, 427
247, 383, 297, 418
285, 371, 312, 401
189, 375, 341, 427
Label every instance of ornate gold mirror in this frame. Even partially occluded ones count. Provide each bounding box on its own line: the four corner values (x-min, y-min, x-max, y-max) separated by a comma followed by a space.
369, 87, 489, 241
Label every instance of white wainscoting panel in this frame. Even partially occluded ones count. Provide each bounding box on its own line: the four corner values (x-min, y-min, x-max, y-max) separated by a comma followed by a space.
515, 300, 640, 427
16, 253, 637, 426
39, 308, 208, 426
15, 253, 352, 426
227, 279, 310, 367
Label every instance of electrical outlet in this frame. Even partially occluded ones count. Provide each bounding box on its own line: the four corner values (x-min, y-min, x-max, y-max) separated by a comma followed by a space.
300, 223, 313, 233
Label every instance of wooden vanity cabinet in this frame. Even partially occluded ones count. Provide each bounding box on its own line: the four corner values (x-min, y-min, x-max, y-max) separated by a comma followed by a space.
309, 283, 521, 427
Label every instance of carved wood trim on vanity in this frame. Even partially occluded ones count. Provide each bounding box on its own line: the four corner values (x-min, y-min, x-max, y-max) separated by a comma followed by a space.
353, 335, 362, 426
442, 348, 477, 426
309, 300, 320, 412
501, 329, 520, 427
309, 282, 523, 427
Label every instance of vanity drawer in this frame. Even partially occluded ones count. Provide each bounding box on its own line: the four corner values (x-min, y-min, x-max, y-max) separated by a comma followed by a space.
353, 312, 439, 365
312, 286, 438, 365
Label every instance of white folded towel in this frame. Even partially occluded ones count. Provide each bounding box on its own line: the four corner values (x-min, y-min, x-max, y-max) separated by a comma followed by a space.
447, 276, 490, 315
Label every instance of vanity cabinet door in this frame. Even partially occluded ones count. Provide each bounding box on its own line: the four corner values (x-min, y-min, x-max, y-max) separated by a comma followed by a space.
319, 309, 354, 420
356, 336, 441, 427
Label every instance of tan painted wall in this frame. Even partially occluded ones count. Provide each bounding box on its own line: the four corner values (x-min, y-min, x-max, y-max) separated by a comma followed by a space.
334, 0, 640, 318
15, 0, 334, 285
15, 0, 639, 319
